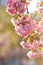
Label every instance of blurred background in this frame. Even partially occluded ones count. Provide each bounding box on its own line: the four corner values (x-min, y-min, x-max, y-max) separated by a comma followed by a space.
0, 0, 43, 65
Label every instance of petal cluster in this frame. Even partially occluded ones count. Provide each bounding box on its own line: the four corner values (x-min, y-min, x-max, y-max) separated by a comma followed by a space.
11, 15, 36, 36
27, 51, 42, 59
6, 0, 28, 15
36, 20, 43, 33
20, 39, 43, 59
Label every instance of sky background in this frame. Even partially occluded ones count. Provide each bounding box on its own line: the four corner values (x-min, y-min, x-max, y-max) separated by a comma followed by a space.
0, 0, 6, 5
28, 0, 41, 13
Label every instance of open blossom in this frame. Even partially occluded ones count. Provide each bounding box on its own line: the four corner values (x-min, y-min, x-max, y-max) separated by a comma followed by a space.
11, 15, 36, 36
6, 0, 28, 15
20, 40, 40, 50
36, 20, 43, 33
27, 51, 42, 59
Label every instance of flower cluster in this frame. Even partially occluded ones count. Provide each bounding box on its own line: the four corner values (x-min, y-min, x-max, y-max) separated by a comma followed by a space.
20, 34, 43, 59
6, 0, 28, 16
11, 15, 36, 36
6, 0, 43, 59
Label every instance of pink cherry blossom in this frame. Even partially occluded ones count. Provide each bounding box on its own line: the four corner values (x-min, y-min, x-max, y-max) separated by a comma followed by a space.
20, 38, 43, 59
20, 40, 40, 50
11, 15, 36, 36
6, 0, 43, 59
31, 40, 39, 50
27, 51, 41, 59
36, 20, 43, 33
20, 41, 32, 49
6, 0, 28, 16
